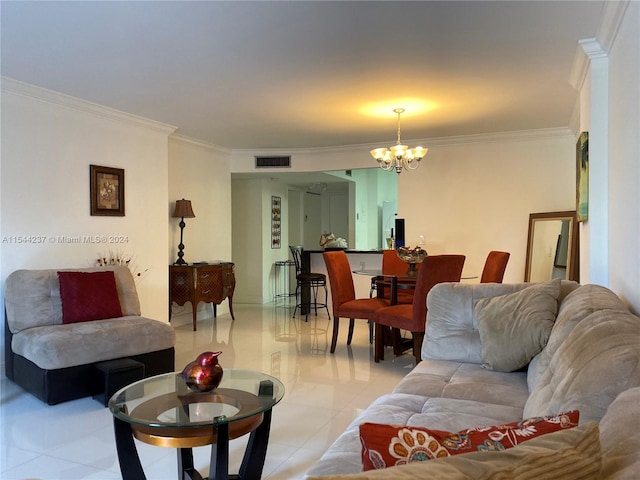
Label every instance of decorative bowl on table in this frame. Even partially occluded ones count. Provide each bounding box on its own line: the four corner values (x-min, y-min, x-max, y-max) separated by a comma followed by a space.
396, 246, 428, 277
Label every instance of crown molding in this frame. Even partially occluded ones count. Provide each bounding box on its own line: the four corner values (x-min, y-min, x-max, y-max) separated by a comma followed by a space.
231, 127, 573, 157
597, 0, 630, 54
409, 127, 573, 148
569, 0, 629, 90
569, 38, 606, 90
1, 76, 177, 135
169, 133, 231, 154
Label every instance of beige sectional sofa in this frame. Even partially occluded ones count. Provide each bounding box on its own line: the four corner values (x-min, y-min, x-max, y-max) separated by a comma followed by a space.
307, 280, 640, 478
4, 266, 175, 404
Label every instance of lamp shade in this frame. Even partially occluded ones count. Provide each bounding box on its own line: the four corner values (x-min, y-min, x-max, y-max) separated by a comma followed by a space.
173, 199, 195, 218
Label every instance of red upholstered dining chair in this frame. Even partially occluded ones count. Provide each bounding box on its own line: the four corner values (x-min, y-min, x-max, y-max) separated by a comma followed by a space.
384, 249, 420, 303
323, 250, 389, 353
480, 251, 510, 283
372, 254, 466, 364
369, 250, 421, 302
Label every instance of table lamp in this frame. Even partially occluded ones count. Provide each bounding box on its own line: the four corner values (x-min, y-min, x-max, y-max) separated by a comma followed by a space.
172, 198, 195, 265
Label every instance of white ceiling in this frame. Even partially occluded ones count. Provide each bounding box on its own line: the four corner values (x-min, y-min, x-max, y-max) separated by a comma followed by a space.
1, 1, 605, 150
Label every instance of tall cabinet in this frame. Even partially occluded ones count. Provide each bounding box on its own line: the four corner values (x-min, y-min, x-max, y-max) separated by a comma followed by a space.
169, 263, 236, 331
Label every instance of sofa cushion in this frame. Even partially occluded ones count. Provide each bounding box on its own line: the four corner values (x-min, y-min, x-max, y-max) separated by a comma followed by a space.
359, 410, 579, 470
308, 422, 600, 480
5, 266, 141, 332
58, 271, 123, 324
10, 316, 175, 369
423, 281, 578, 364
599, 387, 640, 478
523, 308, 640, 423
306, 360, 530, 477
526, 284, 630, 393
475, 279, 560, 372
395, 361, 529, 409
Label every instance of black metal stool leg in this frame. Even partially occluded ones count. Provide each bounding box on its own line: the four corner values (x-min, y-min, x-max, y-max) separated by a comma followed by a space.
323, 283, 330, 317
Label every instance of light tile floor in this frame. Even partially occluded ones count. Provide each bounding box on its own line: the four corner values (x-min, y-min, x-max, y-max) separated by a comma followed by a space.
1, 299, 415, 479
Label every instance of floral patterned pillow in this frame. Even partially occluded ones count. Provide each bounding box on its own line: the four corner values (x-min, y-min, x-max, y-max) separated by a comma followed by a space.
360, 411, 579, 471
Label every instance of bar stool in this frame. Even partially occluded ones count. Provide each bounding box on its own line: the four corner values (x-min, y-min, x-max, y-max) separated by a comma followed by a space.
274, 259, 296, 298
289, 245, 330, 321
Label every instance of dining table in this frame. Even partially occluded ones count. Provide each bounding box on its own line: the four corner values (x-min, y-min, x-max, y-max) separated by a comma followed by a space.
355, 268, 477, 360
353, 273, 419, 358
371, 274, 417, 305
353, 268, 477, 300
353, 268, 478, 281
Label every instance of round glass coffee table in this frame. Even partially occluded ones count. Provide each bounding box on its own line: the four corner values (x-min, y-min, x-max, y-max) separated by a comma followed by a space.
109, 369, 285, 480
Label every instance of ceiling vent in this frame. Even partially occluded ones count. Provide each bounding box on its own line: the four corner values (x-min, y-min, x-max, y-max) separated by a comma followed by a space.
255, 156, 291, 168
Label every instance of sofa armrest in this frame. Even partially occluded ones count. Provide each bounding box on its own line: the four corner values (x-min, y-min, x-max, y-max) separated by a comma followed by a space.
423, 282, 536, 363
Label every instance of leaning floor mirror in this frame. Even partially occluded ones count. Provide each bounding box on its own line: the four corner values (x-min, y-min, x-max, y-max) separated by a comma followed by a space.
524, 211, 579, 282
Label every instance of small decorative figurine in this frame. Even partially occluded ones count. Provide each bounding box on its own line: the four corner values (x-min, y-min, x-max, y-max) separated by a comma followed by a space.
180, 351, 224, 393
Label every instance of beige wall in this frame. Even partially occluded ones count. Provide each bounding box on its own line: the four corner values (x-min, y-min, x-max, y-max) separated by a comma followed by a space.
572, 0, 639, 313
231, 177, 291, 303
230, 178, 264, 303
399, 131, 576, 284
168, 136, 233, 319
606, 0, 639, 312
0, 80, 174, 327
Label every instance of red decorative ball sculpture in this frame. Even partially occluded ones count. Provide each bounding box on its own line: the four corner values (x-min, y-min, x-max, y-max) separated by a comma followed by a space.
180, 351, 224, 393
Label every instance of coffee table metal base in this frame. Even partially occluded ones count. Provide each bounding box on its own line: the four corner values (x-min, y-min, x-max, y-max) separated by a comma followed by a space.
113, 408, 273, 480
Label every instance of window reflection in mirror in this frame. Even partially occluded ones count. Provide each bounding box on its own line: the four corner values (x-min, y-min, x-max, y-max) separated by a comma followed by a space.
524, 211, 579, 282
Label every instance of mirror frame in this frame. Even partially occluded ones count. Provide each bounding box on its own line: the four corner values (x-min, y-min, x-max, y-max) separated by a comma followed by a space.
524, 210, 579, 282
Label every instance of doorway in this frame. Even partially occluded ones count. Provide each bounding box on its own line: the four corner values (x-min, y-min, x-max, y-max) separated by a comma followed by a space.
303, 192, 322, 249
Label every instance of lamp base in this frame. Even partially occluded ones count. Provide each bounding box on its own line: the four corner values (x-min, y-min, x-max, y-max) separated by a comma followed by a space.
174, 221, 188, 266
174, 245, 187, 265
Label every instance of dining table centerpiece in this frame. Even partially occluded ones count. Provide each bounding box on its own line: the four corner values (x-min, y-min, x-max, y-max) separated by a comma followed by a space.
396, 246, 428, 277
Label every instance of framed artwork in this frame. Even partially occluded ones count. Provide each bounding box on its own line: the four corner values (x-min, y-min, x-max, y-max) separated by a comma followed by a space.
90, 165, 125, 216
576, 132, 589, 222
271, 196, 281, 249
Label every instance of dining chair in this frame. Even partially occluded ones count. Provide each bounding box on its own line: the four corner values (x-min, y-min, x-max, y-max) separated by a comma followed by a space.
480, 251, 510, 283
323, 250, 389, 353
290, 245, 330, 321
372, 254, 466, 363
369, 250, 420, 302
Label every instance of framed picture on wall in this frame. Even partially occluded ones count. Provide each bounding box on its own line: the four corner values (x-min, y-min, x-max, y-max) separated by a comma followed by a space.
576, 132, 589, 222
90, 165, 125, 216
271, 196, 281, 249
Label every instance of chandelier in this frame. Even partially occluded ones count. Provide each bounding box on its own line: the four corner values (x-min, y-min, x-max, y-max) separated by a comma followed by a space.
370, 108, 428, 173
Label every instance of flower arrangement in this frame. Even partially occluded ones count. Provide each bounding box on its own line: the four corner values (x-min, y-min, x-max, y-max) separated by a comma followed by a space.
95, 250, 149, 282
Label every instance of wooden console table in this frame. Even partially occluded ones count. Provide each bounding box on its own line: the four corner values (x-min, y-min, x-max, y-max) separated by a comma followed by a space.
169, 263, 236, 331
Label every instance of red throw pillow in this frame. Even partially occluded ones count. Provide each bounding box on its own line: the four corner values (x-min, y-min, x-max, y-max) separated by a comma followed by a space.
58, 271, 123, 324
360, 410, 579, 471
